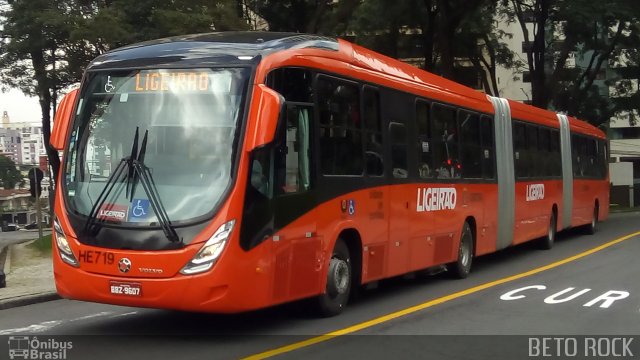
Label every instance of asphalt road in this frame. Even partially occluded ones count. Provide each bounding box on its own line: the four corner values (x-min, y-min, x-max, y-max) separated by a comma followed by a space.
1, 213, 640, 360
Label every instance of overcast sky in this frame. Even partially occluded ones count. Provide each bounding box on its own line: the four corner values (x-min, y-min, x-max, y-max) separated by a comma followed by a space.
0, 88, 43, 124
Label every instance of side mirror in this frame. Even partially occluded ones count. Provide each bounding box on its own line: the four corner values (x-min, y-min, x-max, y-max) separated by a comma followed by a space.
51, 89, 79, 151
245, 84, 284, 150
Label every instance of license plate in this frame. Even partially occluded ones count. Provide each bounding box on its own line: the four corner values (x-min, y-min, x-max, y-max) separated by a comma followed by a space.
109, 281, 142, 297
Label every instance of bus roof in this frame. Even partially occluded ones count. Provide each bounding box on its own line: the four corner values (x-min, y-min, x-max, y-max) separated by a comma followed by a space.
86, 32, 338, 71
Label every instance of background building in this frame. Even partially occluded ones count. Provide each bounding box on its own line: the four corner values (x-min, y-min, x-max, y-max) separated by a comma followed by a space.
0, 111, 47, 166
0, 127, 22, 163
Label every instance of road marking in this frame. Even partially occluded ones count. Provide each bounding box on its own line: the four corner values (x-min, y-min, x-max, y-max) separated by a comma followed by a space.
0, 320, 64, 335
0, 311, 114, 335
109, 311, 139, 318
243, 230, 640, 360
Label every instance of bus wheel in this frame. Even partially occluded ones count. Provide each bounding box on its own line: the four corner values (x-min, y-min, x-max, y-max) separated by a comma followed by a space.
447, 222, 473, 279
585, 204, 598, 235
540, 211, 556, 250
315, 239, 351, 317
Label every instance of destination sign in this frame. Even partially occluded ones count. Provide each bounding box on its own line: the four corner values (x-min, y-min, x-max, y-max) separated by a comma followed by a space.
100, 70, 215, 94
134, 71, 210, 92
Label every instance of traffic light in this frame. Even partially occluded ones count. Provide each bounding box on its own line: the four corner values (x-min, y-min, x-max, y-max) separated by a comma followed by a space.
28, 168, 44, 198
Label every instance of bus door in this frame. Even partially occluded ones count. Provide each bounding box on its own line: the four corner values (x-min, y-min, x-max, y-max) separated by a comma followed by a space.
270, 103, 321, 301
409, 99, 436, 272
430, 104, 462, 265
385, 91, 412, 277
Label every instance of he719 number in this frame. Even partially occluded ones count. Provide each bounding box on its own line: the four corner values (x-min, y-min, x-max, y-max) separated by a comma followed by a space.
78, 250, 115, 264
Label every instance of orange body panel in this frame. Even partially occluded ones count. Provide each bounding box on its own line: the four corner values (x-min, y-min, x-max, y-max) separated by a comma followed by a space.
51, 89, 78, 150
513, 180, 562, 245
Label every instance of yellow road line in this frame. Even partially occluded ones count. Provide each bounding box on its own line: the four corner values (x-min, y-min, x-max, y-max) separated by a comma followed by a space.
243, 231, 640, 360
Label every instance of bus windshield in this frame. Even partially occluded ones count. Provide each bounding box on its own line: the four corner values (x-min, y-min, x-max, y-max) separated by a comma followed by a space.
64, 67, 250, 224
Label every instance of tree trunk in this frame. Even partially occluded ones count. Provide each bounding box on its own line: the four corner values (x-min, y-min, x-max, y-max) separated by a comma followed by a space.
420, 0, 437, 71
530, 0, 549, 108
30, 50, 60, 206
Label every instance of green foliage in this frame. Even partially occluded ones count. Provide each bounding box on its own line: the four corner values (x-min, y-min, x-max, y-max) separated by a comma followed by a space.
28, 234, 53, 254
244, 0, 358, 34
507, 0, 640, 126
0, 0, 248, 190
346, 0, 512, 93
72, 0, 247, 49
348, 0, 422, 59
0, 155, 23, 190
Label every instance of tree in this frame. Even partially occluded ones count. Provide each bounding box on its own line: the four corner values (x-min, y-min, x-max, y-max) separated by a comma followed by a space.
508, 0, 640, 126
460, 1, 524, 95
0, 0, 248, 200
73, 0, 247, 49
0, 155, 22, 189
242, 0, 359, 34
346, 0, 518, 94
433, 0, 488, 79
0, 0, 80, 194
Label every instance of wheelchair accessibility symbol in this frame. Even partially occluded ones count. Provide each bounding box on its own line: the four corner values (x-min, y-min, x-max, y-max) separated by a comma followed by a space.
347, 200, 355, 216
129, 199, 150, 221
104, 75, 115, 93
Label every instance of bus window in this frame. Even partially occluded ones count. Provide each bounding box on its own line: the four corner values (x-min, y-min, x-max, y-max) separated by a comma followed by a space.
389, 121, 408, 178
538, 128, 551, 177
432, 104, 459, 179
513, 122, 526, 178
550, 129, 561, 176
250, 151, 272, 199
266, 68, 313, 103
572, 135, 587, 178
275, 105, 312, 194
480, 115, 495, 179
459, 110, 482, 179
596, 140, 607, 179
317, 76, 363, 176
363, 86, 383, 176
586, 138, 597, 177
526, 125, 539, 177
416, 100, 431, 179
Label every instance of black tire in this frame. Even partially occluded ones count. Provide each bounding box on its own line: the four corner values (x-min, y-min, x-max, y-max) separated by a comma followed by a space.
447, 222, 473, 279
585, 205, 598, 235
540, 211, 557, 250
315, 239, 351, 317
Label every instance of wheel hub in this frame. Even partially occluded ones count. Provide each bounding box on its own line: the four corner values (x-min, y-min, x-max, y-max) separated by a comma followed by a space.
328, 258, 349, 297
460, 240, 470, 266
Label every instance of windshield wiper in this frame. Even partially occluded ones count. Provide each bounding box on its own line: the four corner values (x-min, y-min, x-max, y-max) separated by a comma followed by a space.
83, 128, 181, 244
84, 155, 129, 235
85, 128, 140, 235
131, 130, 180, 243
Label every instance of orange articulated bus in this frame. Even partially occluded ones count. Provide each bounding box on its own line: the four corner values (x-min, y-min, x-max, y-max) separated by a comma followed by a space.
51, 32, 609, 316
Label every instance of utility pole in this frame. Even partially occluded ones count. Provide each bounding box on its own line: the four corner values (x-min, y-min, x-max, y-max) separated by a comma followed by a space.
28, 167, 44, 241
36, 181, 42, 241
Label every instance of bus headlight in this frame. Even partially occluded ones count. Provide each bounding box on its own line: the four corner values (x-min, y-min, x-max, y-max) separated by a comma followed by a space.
54, 217, 79, 267
181, 220, 235, 275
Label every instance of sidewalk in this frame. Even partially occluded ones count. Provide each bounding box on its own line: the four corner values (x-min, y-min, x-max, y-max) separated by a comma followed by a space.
0, 240, 59, 310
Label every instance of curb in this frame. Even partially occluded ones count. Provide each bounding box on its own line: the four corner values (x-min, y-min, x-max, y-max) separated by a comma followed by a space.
610, 209, 640, 214
0, 246, 6, 288
0, 292, 61, 310
4, 244, 11, 274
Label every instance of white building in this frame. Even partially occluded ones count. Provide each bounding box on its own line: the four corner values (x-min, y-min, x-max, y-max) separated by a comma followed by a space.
494, 7, 639, 181
0, 127, 22, 163
494, 11, 532, 104
0, 112, 47, 166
